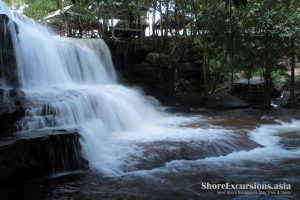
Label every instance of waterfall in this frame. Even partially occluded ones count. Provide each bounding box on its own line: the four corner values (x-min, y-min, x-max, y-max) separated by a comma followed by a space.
0, 1, 162, 174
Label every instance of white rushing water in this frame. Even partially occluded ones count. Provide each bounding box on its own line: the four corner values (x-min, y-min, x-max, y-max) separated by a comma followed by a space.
126, 120, 300, 179
1, 1, 299, 178
0, 1, 165, 174
1, 1, 220, 175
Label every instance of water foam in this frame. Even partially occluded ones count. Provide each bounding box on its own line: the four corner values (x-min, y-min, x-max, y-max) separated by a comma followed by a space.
2, 1, 229, 176
0, 1, 164, 174
127, 120, 300, 177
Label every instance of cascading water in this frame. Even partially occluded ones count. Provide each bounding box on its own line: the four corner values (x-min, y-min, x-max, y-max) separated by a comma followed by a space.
0, 0, 167, 174
0, 1, 243, 175
1, 3, 300, 198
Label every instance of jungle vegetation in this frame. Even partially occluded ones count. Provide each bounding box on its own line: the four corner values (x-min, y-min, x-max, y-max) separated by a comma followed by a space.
4, 0, 300, 103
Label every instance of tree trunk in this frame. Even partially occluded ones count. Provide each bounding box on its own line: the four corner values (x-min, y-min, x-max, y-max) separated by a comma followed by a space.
182, 8, 187, 38
230, 32, 234, 89
264, 31, 271, 106
174, 0, 179, 37
203, 34, 209, 96
152, 1, 157, 35
290, 36, 296, 104
191, 0, 197, 38
164, 0, 170, 38
159, 0, 163, 40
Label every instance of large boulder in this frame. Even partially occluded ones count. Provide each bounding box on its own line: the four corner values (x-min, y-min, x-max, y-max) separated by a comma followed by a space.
273, 91, 291, 107
274, 76, 289, 91
273, 90, 300, 107
206, 91, 249, 109
172, 94, 206, 107
235, 77, 265, 85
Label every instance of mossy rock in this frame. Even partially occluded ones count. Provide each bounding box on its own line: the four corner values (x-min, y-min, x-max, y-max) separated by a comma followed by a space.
146, 52, 160, 66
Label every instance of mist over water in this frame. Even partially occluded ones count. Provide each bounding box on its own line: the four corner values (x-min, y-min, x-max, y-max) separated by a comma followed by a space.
1, 3, 300, 197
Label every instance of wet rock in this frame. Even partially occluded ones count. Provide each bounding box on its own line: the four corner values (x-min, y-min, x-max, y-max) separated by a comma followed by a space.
0, 130, 88, 181
274, 90, 300, 107
206, 91, 249, 109
0, 108, 25, 135
134, 136, 260, 171
0, 89, 26, 136
172, 94, 206, 107
145, 52, 160, 66
273, 91, 291, 107
0, 14, 19, 87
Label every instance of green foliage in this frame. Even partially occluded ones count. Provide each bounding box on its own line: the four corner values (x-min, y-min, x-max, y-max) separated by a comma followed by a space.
190, 0, 300, 93
2, 0, 11, 6
22, 0, 57, 20
75, 0, 151, 19
6, 0, 300, 97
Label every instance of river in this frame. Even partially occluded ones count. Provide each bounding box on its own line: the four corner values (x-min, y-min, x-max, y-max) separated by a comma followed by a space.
0, 1, 299, 199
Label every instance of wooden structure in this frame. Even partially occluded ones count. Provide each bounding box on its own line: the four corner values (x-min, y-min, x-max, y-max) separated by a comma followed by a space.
42, 4, 149, 41
43, 5, 103, 38
111, 18, 149, 40
232, 77, 270, 108
247, 83, 266, 107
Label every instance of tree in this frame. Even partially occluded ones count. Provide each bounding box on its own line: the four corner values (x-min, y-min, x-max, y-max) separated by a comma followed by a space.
273, 0, 300, 104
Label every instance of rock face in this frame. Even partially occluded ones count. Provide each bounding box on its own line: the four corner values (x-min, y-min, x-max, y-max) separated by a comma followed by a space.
0, 130, 88, 181
0, 14, 19, 87
105, 37, 205, 105
0, 89, 26, 137
206, 91, 249, 109
0, 15, 25, 137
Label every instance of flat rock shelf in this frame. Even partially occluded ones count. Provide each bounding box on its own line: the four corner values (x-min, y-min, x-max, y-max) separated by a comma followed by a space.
0, 130, 88, 181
